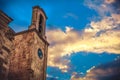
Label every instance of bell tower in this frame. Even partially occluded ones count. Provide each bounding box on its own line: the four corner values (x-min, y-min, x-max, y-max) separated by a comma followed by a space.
29, 6, 47, 38
8, 6, 49, 80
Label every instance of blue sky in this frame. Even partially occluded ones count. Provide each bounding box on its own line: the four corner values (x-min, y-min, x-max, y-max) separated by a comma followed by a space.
0, 0, 98, 31
0, 0, 120, 80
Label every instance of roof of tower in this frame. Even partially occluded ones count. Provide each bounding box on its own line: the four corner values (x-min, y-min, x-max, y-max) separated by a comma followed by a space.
33, 6, 48, 19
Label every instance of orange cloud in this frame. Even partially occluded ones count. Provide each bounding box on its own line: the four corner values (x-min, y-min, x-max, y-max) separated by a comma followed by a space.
105, 0, 115, 4
47, 22, 120, 70
84, 0, 113, 16
112, 14, 120, 24
71, 59, 120, 80
46, 0, 120, 75
46, 4, 120, 70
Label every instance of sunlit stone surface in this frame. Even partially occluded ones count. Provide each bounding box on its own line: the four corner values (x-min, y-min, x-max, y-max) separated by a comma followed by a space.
0, 6, 48, 80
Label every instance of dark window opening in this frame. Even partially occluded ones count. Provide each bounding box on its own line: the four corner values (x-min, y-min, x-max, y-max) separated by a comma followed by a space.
39, 15, 43, 33
0, 50, 3, 54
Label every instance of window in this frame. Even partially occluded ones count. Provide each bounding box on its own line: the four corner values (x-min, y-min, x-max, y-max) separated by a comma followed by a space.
39, 15, 43, 33
38, 49, 43, 59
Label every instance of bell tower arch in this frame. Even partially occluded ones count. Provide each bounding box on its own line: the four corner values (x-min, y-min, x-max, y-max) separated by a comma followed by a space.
29, 6, 47, 38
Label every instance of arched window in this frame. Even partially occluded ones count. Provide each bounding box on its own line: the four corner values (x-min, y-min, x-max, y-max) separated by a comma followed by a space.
38, 49, 43, 59
39, 15, 44, 33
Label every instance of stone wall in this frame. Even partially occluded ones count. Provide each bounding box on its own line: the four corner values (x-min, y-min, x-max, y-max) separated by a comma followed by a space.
8, 29, 48, 80
0, 6, 48, 80
8, 31, 34, 80
0, 11, 15, 80
31, 30, 48, 80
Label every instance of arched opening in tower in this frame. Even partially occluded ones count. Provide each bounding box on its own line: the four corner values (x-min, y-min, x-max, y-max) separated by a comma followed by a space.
39, 15, 44, 34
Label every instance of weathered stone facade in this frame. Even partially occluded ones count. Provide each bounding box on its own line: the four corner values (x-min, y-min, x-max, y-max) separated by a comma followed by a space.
0, 6, 49, 80
0, 10, 15, 80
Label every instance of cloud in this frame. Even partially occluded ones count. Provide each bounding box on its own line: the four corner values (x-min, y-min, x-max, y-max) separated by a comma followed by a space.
47, 74, 59, 80
105, 0, 115, 4
71, 58, 120, 80
63, 13, 78, 20
85, 14, 120, 33
111, 14, 120, 24
84, 0, 113, 17
71, 72, 85, 80
47, 24, 120, 71
46, 0, 120, 73
84, 0, 120, 17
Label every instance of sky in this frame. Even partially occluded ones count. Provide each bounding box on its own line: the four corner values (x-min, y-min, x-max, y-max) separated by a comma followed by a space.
0, 0, 120, 80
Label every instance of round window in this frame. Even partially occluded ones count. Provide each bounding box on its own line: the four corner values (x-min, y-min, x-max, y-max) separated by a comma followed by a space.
38, 49, 43, 59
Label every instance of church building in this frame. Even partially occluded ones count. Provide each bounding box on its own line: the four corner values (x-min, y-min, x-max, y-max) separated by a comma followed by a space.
0, 6, 49, 80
